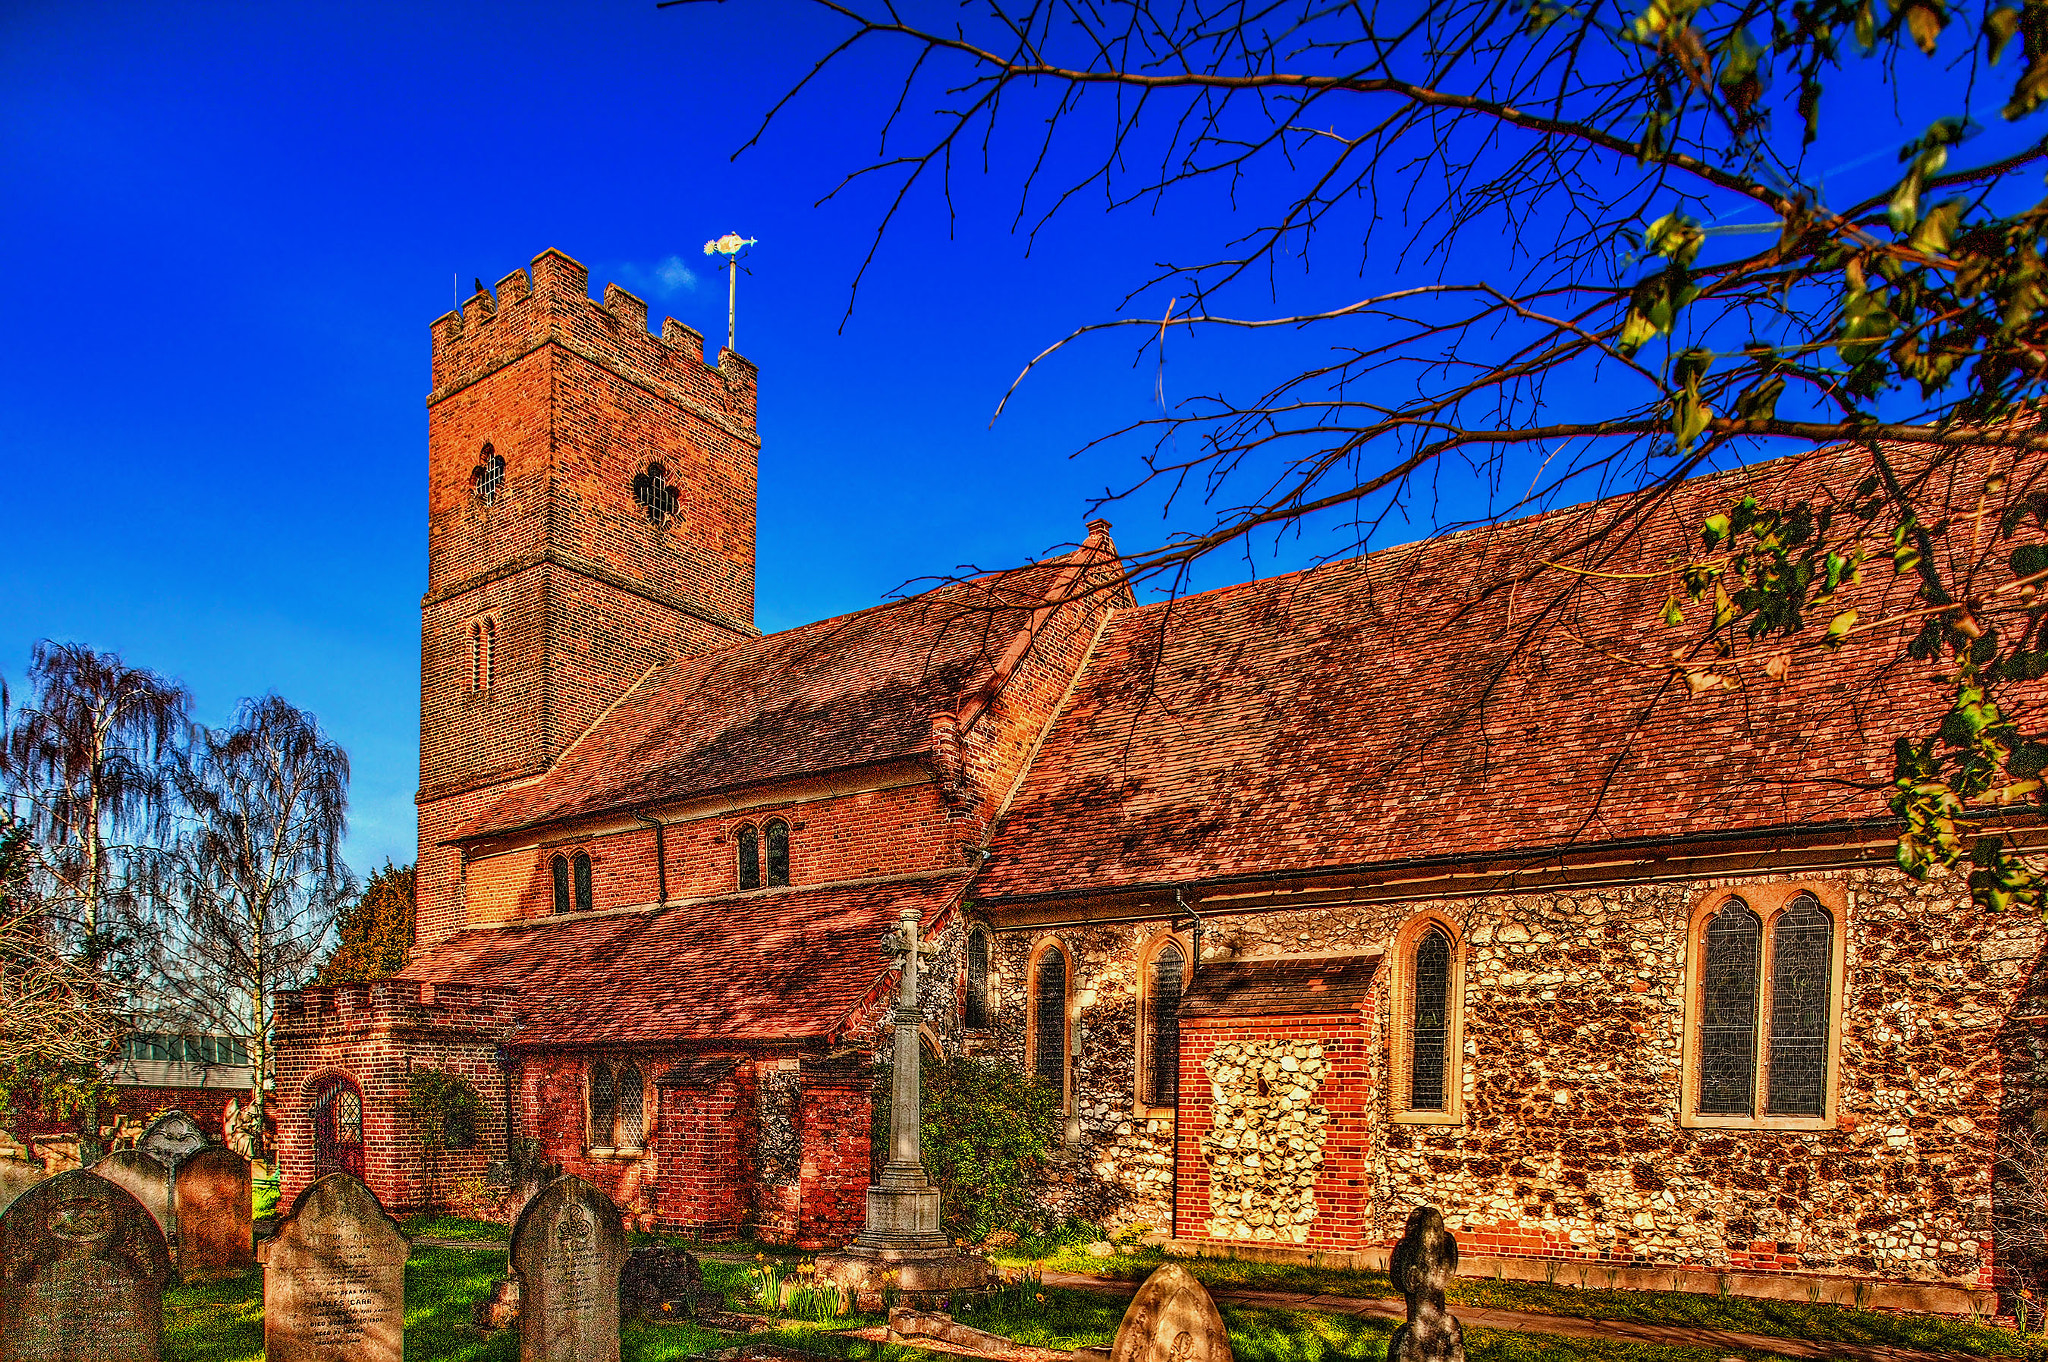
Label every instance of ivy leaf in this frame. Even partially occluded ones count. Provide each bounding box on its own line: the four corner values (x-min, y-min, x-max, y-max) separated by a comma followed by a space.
1823, 608, 1858, 645
1661, 597, 1686, 626
1702, 512, 1731, 549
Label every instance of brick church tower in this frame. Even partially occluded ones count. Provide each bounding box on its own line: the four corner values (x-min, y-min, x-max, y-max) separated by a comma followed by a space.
415, 248, 759, 946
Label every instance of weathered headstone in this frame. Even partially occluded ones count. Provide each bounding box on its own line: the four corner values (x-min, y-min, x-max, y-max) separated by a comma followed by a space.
0, 1169, 173, 1362
1385, 1206, 1466, 1362
259, 1172, 408, 1362
138, 1111, 207, 1172
0, 1158, 45, 1216
93, 1150, 174, 1246
510, 1175, 627, 1362
1107, 1263, 1233, 1362
621, 1244, 706, 1322
173, 1147, 252, 1277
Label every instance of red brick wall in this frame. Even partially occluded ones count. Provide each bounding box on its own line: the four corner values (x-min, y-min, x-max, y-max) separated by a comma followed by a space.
794, 1076, 872, 1248
1174, 1013, 1375, 1250
655, 1070, 754, 1239
272, 981, 516, 1211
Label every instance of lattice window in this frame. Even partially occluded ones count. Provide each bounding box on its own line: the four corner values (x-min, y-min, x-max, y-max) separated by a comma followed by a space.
964, 929, 991, 1029
551, 854, 571, 915
471, 444, 505, 506
1033, 945, 1068, 1089
1697, 899, 1763, 1117
737, 824, 761, 890
614, 1061, 645, 1148
1766, 897, 1834, 1117
588, 1060, 617, 1148
337, 1085, 362, 1142
633, 462, 681, 525
1408, 926, 1453, 1112
573, 852, 594, 914
765, 819, 790, 887
1146, 940, 1185, 1108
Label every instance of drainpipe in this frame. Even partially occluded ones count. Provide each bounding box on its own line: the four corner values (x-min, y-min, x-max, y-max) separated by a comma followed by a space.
636, 812, 668, 906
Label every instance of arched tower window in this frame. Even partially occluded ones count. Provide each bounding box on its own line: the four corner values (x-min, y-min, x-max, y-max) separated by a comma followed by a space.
1697, 898, 1763, 1116
633, 462, 681, 525
614, 1060, 645, 1149
1766, 896, 1834, 1117
1031, 942, 1069, 1096
551, 854, 571, 915
588, 1059, 617, 1150
471, 444, 505, 505
1390, 915, 1465, 1123
765, 819, 790, 887
573, 852, 594, 914
964, 928, 991, 1030
468, 617, 496, 691
1142, 938, 1187, 1109
1408, 927, 1453, 1111
737, 824, 760, 890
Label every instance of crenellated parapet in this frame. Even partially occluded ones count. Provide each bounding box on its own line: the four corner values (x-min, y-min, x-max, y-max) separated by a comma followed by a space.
427, 247, 755, 443
276, 978, 521, 1041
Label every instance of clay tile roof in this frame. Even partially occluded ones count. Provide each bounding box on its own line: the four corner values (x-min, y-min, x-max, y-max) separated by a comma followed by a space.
977, 444, 2038, 900
655, 1057, 742, 1088
456, 566, 1075, 842
1179, 954, 1381, 1018
396, 871, 969, 1047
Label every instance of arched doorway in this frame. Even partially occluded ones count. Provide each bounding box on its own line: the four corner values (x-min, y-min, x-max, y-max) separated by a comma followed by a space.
310, 1075, 365, 1180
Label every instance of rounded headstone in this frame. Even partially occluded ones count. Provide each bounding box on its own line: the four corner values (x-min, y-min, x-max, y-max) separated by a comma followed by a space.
138, 1112, 207, 1172
93, 1151, 173, 1245
510, 1175, 627, 1362
260, 1172, 408, 1362
1108, 1263, 1233, 1362
0, 1169, 172, 1362
0, 1158, 46, 1216
173, 1147, 252, 1277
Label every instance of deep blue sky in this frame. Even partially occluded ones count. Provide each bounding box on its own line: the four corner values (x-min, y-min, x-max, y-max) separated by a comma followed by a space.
0, 1, 2006, 874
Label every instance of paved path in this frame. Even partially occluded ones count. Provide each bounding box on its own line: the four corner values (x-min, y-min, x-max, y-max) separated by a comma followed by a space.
1039, 1268, 1994, 1362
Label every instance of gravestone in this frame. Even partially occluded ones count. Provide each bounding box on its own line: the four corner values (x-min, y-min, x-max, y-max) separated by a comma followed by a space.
138, 1111, 208, 1172
1386, 1206, 1465, 1362
621, 1245, 707, 1322
0, 1169, 173, 1362
0, 1158, 45, 1215
1107, 1263, 1233, 1362
93, 1150, 174, 1246
510, 1175, 627, 1362
260, 1172, 408, 1362
173, 1147, 252, 1277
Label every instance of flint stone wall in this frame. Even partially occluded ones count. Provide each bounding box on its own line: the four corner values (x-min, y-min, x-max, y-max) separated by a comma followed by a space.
982, 867, 2047, 1291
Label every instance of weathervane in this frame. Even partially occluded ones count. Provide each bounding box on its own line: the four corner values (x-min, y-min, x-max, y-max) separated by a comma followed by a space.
702, 231, 758, 353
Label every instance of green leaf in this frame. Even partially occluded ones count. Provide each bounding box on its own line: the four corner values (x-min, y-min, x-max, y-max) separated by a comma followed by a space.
1908, 198, 1964, 254
1823, 608, 1858, 646
1987, 4, 2022, 62
1702, 512, 1731, 549
1646, 212, 1706, 266
1661, 597, 1686, 626
1901, 0, 1947, 53
1735, 375, 1785, 420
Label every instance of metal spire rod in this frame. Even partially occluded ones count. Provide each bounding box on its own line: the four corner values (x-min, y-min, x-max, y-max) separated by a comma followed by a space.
702, 231, 758, 353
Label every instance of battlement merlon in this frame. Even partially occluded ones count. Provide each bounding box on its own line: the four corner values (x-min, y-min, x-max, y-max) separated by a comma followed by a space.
426, 247, 758, 442
275, 978, 522, 1040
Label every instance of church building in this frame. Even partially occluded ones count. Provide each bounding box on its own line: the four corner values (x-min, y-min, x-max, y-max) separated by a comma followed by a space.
274, 248, 2046, 1312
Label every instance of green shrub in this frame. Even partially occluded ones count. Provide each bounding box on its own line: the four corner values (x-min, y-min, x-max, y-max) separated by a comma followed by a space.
871, 1055, 1061, 1239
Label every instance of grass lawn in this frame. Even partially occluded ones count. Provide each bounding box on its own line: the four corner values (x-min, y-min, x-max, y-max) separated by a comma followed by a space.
995, 1241, 2027, 1359
161, 1243, 1930, 1362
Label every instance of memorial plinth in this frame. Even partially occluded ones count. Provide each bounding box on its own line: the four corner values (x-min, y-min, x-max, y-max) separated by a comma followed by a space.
816, 905, 988, 1302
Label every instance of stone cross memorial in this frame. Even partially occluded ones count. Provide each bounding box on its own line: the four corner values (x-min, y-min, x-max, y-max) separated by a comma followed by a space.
1386, 1206, 1466, 1362
260, 1172, 409, 1362
511, 1175, 627, 1362
0, 1158, 45, 1216
93, 1150, 174, 1247
1108, 1263, 1233, 1362
139, 1111, 208, 1172
0, 1169, 173, 1362
174, 1146, 253, 1277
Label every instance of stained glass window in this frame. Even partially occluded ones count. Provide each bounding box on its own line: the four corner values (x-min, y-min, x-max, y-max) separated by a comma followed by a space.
1698, 899, 1762, 1117
1408, 927, 1452, 1111
765, 819, 790, 887
1766, 897, 1833, 1117
589, 1060, 617, 1147
737, 824, 761, 889
1034, 946, 1067, 1088
573, 852, 594, 914
1147, 941, 1184, 1108
615, 1061, 645, 1148
551, 854, 571, 915
965, 929, 990, 1029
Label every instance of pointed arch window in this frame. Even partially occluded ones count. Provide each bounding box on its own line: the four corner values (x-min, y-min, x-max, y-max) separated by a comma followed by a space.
1140, 937, 1187, 1110
588, 1059, 617, 1150
572, 852, 594, 914
964, 928, 992, 1030
737, 824, 761, 890
1390, 915, 1465, 1124
1031, 942, 1069, 1098
764, 818, 790, 887
1683, 888, 1843, 1127
550, 854, 571, 915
